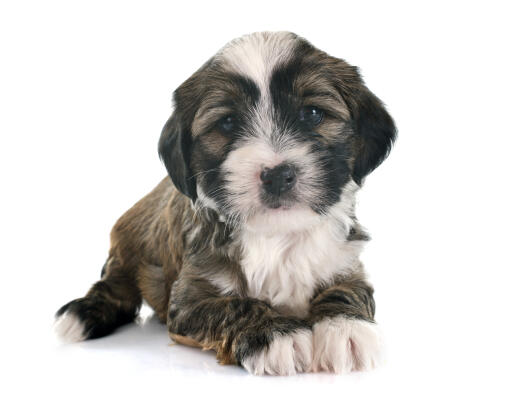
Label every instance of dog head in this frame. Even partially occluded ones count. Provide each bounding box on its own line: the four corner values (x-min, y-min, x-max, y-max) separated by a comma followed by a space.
159, 32, 396, 229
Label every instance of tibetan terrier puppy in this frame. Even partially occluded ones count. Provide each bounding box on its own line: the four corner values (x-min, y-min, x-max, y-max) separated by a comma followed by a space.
55, 31, 396, 375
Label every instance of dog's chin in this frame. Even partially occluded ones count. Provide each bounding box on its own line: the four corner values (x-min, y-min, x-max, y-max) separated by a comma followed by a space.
244, 202, 322, 235
262, 198, 294, 210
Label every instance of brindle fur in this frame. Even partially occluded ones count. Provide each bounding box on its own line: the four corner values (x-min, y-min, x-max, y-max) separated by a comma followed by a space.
57, 177, 374, 363
56, 32, 394, 369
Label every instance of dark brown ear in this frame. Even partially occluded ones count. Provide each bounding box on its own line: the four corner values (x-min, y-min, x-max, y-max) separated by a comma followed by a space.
158, 59, 213, 200
331, 58, 397, 185
350, 85, 396, 184
158, 108, 197, 201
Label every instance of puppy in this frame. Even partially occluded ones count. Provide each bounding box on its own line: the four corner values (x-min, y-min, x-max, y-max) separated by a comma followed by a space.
55, 32, 396, 375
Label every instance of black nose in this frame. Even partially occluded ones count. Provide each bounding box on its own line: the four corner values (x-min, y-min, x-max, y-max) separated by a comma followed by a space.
260, 163, 297, 196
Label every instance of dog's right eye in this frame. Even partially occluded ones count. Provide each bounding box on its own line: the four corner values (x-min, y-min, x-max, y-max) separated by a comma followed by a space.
217, 116, 237, 133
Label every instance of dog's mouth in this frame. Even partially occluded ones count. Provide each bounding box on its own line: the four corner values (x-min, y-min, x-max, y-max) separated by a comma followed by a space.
260, 194, 297, 210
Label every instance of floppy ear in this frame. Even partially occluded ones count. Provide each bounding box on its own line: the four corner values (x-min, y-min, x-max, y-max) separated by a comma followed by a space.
158, 59, 214, 200
350, 85, 397, 185
158, 110, 197, 201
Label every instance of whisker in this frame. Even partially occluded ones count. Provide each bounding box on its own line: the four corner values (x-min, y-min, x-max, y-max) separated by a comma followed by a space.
191, 167, 220, 180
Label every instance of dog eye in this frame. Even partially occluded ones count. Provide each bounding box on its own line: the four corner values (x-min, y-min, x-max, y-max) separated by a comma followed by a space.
299, 106, 324, 126
218, 115, 237, 133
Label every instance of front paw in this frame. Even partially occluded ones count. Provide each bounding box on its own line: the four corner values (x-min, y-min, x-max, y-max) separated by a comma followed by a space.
239, 329, 313, 375
312, 316, 381, 373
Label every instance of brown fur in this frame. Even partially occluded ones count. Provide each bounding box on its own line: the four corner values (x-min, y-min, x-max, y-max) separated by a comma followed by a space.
56, 32, 395, 370
103, 178, 192, 322
96, 179, 374, 363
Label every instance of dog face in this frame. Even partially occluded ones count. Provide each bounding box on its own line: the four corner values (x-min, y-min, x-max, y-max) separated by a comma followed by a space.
159, 32, 395, 228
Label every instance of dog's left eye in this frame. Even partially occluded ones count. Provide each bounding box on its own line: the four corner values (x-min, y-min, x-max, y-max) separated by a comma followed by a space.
218, 115, 237, 133
299, 106, 324, 126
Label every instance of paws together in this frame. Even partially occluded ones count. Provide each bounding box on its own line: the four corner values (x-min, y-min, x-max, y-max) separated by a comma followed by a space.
240, 317, 381, 375
55, 305, 380, 376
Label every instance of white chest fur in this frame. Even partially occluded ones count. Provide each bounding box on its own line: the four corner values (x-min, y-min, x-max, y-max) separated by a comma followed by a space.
239, 205, 364, 317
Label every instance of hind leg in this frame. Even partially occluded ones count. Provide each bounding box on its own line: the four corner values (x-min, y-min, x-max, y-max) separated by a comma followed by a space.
54, 256, 142, 342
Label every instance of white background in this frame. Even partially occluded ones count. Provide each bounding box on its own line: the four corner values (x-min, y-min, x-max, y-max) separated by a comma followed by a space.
1, 1, 510, 402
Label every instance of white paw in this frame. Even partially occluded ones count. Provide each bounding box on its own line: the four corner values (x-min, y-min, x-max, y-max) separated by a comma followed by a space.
54, 312, 86, 343
241, 329, 313, 375
312, 316, 381, 373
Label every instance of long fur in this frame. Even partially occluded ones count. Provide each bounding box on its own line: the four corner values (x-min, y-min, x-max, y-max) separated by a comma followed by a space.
55, 31, 396, 375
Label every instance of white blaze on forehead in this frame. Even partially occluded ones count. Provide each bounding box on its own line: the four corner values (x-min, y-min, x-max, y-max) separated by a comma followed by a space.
218, 32, 301, 151
218, 31, 298, 97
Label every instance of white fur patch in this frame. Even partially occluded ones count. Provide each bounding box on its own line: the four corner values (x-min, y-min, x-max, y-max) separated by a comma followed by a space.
196, 185, 219, 212
54, 312, 87, 343
312, 316, 381, 373
219, 32, 297, 97
207, 270, 241, 296
241, 329, 313, 375
237, 181, 364, 317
